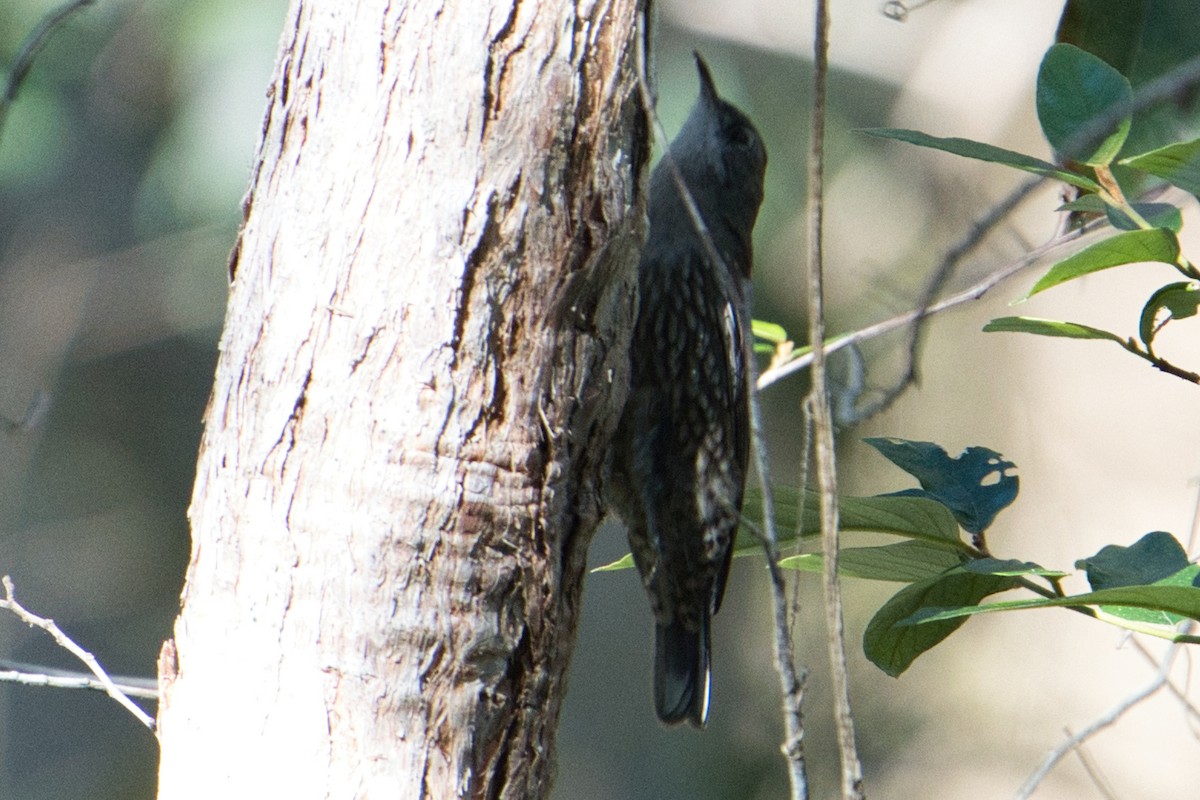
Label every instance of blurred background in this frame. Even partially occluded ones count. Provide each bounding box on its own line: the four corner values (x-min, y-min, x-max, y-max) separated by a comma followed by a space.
1, 0, 1198, 798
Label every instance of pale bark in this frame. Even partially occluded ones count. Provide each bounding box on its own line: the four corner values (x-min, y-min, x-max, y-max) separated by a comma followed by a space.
155, 1, 646, 797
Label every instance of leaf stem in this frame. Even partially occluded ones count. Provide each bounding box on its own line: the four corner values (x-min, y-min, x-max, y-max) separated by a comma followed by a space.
1094, 165, 1200, 278
1118, 337, 1200, 383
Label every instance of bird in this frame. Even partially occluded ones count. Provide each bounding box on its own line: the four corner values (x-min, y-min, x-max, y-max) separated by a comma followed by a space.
609, 52, 767, 728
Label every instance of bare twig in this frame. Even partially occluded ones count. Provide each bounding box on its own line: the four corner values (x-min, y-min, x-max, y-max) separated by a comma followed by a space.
1185, 465, 1200, 555
1117, 339, 1200, 383
1015, 637, 1187, 799
1067, 731, 1121, 800
788, 412, 815, 644
0, 0, 97, 141
805, 3, 863, 799
0, 657, 158, 699
757, 221, 1089, 391
0, 575, 156, 730
1131, 638, 1200, 730
854, 177, 1043, 419
751, 326, 811, 800
748, 365, 810, 800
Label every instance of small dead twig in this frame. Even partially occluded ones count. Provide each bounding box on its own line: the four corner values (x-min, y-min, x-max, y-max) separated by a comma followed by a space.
855, 176, 1043, 420
1067, 731, 1121, 800
0, 575, 156, 730
1015, 635, 1188, 799
756, 219, 1090, 391
804, 3, 863, 798
0, 657, 158, 699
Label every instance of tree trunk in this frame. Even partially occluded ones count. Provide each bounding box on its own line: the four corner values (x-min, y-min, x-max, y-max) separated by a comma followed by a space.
155, 1, 646, 797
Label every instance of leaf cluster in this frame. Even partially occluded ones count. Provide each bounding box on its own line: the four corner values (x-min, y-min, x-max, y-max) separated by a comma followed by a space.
865, 43, 1200, 383
775, 439, 1200, 676
598, 436, 1200, 677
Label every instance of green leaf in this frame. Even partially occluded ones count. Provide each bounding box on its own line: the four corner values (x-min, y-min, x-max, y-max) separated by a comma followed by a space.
591, 553, 634, 572
593, 489, 970, 571
984, 316, 1125, 342
771, 332, 854, 366
1106, 202, 1182, 233
741, 487, 963, 547
1077, 531, 1191, 589
864, 571, 1021, 677
901, 584, 1200, 633
1057, 193, 1107, 213
1096, 565, 1200, 628
960, 558, 1069, 578
859, 128, 1100, 191
1055, 0, 1147, 77
1076, 532, 1198, 628
835, 494, 963, 543
1138, 281, 1200, 347
780, 541, 963, 582
863, 438, 1018, 535
1037, 43, 1133, 165
1120, 138, 1200, 197
1022, 228, 1180, 298
1055, 193, 1182, 231
598, 490, 966, 572
752, 319, 789, 344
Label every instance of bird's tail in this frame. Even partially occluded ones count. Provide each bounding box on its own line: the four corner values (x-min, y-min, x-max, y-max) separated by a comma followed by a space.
654, 614, 711, 727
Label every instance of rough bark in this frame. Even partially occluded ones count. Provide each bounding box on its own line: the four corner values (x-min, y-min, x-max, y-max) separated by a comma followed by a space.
155, 1, 646, 797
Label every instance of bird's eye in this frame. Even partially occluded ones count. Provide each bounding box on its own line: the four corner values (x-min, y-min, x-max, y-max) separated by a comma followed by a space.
726, 124, 757, 150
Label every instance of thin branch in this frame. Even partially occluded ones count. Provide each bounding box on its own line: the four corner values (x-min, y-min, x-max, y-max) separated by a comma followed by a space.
1118, 338, 1200, 384
0, 0, 97, 142
1067, 731, 1121, 800
748, 366, 810, 800
0, 575, 156, 730
1130, 639, 1200, 728
804, 3, 863, 799
0, 658, 158, 699
746, 413, 814, 792
1015, 637, 1186, 799
1187, 470, 1200, 556
853, 177, 1042, 419
788, 412, 815, 645
757, 220, 1089, 390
